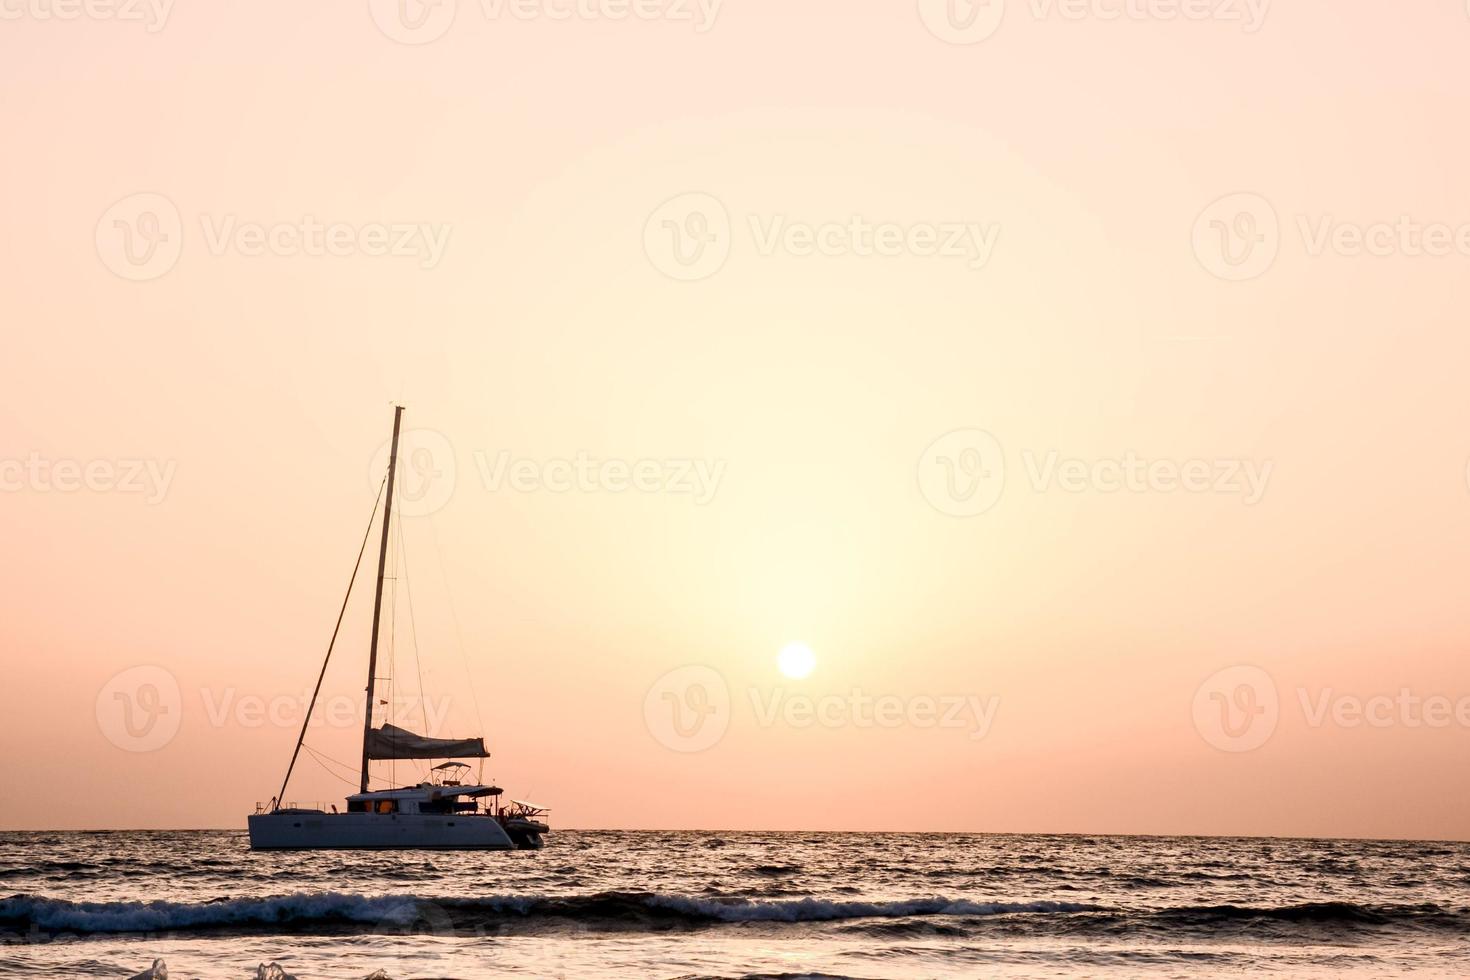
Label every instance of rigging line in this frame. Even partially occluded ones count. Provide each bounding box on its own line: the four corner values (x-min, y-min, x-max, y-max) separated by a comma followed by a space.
301, 744, 362, 788
395, 493, 431, 744
427, 516, 487, 740
273, 477, 387, 810
304, 743, 358, 778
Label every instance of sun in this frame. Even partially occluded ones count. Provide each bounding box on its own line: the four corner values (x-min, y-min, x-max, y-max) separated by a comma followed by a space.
777, 642, 817, 680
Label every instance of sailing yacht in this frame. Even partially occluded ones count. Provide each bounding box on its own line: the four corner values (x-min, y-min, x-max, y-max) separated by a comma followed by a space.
247, 406, 549, 850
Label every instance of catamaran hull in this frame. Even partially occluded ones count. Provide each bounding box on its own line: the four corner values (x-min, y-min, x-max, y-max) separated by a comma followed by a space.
248, 812, 519, 850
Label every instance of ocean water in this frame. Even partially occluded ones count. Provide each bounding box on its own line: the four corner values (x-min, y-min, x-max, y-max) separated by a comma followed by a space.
2, 830, 1468, 979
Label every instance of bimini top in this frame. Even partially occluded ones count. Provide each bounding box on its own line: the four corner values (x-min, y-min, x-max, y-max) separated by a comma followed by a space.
364, 723, 489, 761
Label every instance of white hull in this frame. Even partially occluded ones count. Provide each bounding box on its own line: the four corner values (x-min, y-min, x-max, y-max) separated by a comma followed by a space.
248, 811, 517, 850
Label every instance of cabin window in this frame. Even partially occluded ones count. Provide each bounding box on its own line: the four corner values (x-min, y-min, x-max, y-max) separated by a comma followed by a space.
376, 800, 396, 814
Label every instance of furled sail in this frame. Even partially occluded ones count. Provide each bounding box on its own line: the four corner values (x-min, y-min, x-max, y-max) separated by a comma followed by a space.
365, 723, 489, 760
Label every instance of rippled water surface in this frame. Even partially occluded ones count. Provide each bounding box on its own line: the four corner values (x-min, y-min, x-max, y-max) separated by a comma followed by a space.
3, 830, 1469, 978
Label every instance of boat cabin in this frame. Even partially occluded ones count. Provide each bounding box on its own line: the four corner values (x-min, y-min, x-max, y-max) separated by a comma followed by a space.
344, 777, 501, 816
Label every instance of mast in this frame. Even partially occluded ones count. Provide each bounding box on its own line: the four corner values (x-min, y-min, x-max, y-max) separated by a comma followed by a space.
361, 404, 404, 793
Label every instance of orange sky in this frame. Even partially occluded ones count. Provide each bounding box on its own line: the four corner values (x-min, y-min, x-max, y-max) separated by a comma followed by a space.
3, 1, 1470, 840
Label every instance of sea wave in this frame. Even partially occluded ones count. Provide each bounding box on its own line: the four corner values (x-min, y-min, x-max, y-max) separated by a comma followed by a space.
1036, 901, 1470, 942
3, 890, 1464, 941
1147, 901, 1459, 927
0, 892, 422, 935
0, 890, 1099, 937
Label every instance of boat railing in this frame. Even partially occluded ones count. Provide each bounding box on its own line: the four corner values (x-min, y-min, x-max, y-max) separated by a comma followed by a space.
255, 801, 334, 814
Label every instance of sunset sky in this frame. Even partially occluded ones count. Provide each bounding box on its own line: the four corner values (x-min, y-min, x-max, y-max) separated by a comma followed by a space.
3, 0, 1470, 841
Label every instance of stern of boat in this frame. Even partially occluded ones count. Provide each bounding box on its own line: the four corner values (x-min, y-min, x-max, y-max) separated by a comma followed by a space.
498, 800, 550, 849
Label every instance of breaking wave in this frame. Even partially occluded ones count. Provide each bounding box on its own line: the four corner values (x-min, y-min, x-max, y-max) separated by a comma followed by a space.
0, 890, 1100, 937
4, 891, 1466, 942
